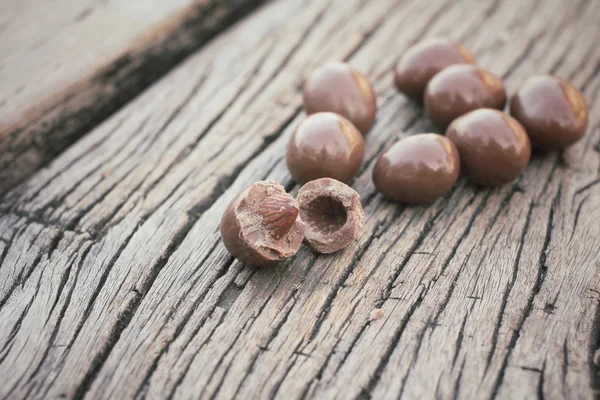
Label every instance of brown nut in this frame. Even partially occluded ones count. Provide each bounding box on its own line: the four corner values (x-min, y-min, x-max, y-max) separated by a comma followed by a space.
287, 112, 365, 184
220, 181, 305, 267
297, 178, 364, 254
510, 75, 588, 149
446, 109, 531, 186
303, 62, 377, 134
425, 64, 506, 128
373, 133, 460, 203
394, 37, 476, 101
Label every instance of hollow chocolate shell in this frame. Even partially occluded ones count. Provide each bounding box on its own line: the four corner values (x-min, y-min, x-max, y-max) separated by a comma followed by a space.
287, 112, 365, 184
446, 109, 531, 186
303, 62, 377, 134
220, 181, 305, 267
510, 75, 588, 149
425, 64, 506, 128
297, 178, 364, 254
373, 134, 460, 203
394, 37, 476, 101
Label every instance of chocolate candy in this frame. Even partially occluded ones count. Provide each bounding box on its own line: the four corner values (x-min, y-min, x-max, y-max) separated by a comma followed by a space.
373, 134, 460, 203
510, 75, 588, 149
446, 109, 531, 186
425, 64, 506, 128
220, 181, 305, 267
394, 38, 476, 101
296, 178, 364, 253
303, 62, 377, 134
287, 112, 364, 184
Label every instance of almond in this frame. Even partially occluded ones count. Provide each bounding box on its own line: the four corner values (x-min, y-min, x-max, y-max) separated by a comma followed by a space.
258, 192, 299, 239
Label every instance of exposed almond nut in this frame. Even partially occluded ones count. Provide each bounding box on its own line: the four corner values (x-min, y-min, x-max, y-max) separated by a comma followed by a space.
258, 192, 299, 239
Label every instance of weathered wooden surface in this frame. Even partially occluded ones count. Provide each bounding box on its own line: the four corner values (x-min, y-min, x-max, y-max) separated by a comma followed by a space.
0, 0, 266, 195
0, 0, 599, 398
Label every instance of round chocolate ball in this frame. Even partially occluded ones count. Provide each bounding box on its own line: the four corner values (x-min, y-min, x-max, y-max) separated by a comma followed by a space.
510, 75, 588, 149
372, 134, 460, 203
287, 112, 364, 184
394, 38, 476, 101
446, 109, 531, 186
303, 62, 377, 134
425, 64, 506, 128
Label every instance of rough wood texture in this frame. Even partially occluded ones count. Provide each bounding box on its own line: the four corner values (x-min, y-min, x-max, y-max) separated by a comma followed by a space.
1, 0, 599, 398
0, 0, 266, 195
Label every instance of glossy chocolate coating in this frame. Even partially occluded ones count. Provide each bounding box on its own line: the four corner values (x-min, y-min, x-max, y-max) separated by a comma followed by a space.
373, 134, 460, 203
287, 112, 365, 184
510, 75, 588, 149
220, 181, 305, 267
303, 62, 377, 134
425, 64, 506, 128
446, 109, 531, 186
297, 178, 364, 254
394, 38, 476, 101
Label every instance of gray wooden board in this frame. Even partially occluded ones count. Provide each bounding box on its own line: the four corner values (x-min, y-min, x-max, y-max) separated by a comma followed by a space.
0, 0, 599, 398
0, 0, 266, 195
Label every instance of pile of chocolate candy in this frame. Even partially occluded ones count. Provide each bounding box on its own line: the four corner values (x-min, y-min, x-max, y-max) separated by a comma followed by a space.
220, 38, 589, 267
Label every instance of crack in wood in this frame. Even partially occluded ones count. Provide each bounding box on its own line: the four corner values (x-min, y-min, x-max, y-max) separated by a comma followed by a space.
200, 291, 278, 399
571, 194, 590, 240
453, 356, 467, 399
374, 194, 489, 397
129, 253, 236, 399
16, 242, 93, 398
537, 359, 547, 400
484, 200, 535, 374
1, 117, 126, 212
69, 200, 210, 398
488, 184, 560, 398
39, 227, 148, 395
130, 255, 234, 400
0, 225, 62, 311
35, 116, 153, 227
230, 292, 299, 398
452, 315, 468, 369
0, 271, 43, 364
164, 309, 228, 400
356, 197, 489, 397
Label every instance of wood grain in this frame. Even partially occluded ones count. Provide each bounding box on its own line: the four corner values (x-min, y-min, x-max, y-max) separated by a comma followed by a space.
0, 0, 266, 195
0, 0, 599, 398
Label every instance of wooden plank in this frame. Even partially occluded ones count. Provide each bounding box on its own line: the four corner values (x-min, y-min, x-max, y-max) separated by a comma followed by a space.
0, 0, 266, 195
0, 0, 599, 398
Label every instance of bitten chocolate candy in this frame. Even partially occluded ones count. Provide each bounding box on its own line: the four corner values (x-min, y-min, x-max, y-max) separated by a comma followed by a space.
510, 75, 588, 149
446, 109, 531, 186
303, 62, 377, 134
425, 64, 506, 128
373, 134, 460, 203
297, 178, 364, 254
220, 181, 305, 267
394, 38, 476, 101
287, 112, 364, 184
